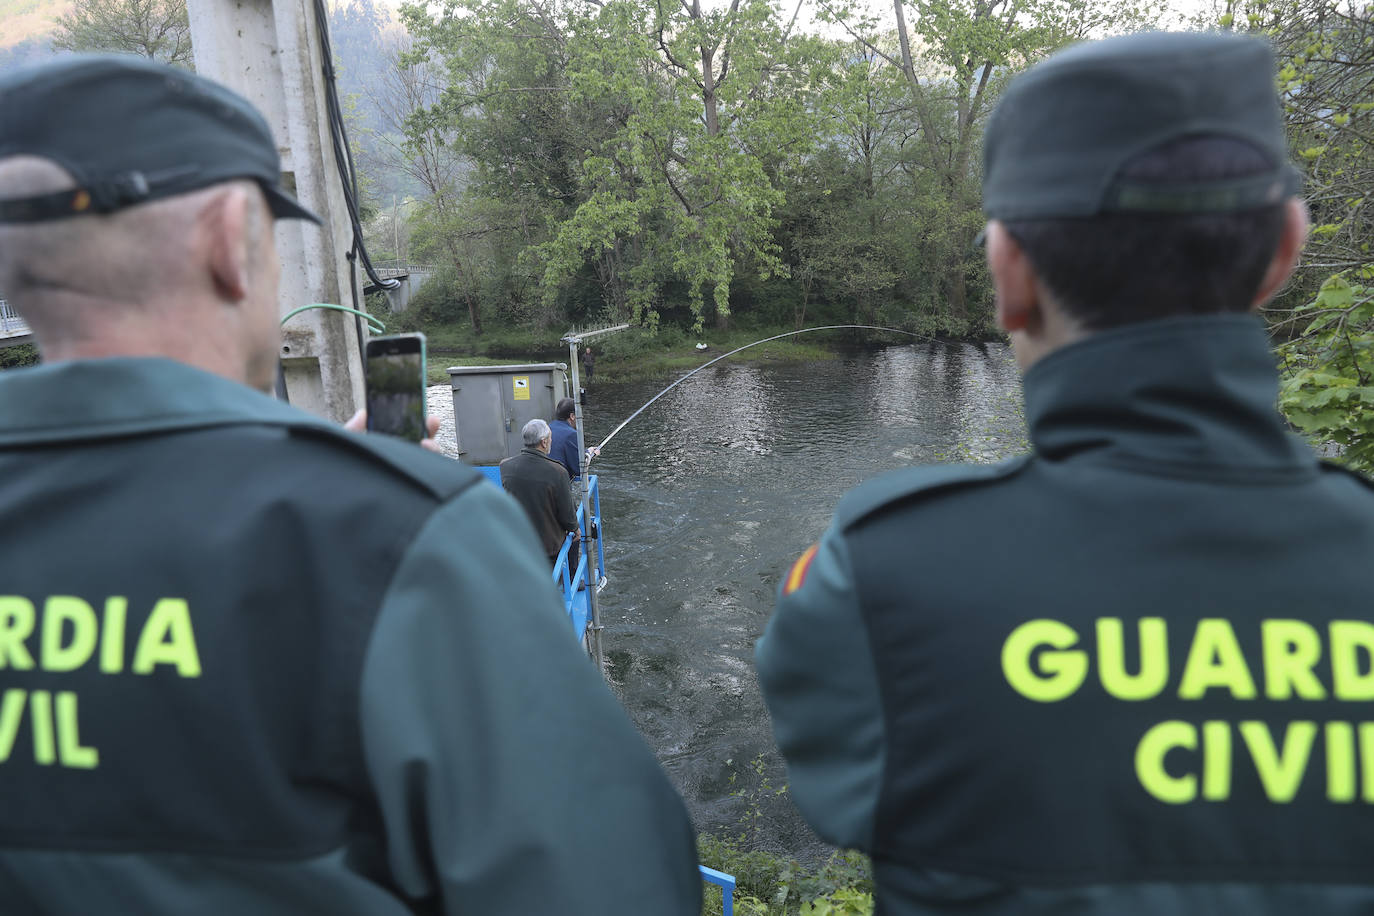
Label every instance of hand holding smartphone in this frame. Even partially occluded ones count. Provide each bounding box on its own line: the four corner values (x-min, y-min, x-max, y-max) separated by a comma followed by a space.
364, 333, 428, 442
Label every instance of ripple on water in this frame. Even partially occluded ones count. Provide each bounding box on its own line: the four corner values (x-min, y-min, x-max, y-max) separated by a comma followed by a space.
428, 343, 1025, 856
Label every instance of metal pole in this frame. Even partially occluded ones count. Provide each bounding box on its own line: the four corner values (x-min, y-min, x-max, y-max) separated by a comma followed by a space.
566, 338, 604, 671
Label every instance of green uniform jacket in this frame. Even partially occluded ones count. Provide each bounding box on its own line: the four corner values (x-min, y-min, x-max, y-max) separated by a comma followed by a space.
0, 357, 701, 915
757, 315, 1374, 915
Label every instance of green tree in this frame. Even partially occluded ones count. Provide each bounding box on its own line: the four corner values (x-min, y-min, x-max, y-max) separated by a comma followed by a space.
1215, 0, 1374, 471
370, 33, 483, 332
397, 0, 594, 331
1278, 273, 1374, 474
51, 0, 193, 67
535, 0, 827, 329
816, 0, 1160, 329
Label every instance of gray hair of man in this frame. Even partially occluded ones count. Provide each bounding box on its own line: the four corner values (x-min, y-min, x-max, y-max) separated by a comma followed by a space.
522, 418, 552, 448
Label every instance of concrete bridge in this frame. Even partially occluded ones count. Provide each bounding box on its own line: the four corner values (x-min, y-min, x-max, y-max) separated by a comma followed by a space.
0, 299, 32, 348
365, 260, 434, 314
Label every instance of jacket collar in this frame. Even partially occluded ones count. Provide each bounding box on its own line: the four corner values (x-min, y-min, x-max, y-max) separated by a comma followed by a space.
0, 357, 330, 446
1022, 314, 1314, 473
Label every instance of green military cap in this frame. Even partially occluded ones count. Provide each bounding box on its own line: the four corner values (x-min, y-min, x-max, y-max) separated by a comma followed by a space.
982, 31, 1301, 221
0, 54, 319, 224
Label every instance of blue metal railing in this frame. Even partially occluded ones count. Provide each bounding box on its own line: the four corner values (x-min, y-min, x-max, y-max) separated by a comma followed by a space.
551, 475, 603, 641
477, 467, 603, 641
477, 465, 736, 910
700, 865, 737, 915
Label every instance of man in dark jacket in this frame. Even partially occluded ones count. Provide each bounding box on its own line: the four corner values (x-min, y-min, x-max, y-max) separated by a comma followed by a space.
502, 418, 581, 564
758, 31, 1374, 916
0, 55, 700, 916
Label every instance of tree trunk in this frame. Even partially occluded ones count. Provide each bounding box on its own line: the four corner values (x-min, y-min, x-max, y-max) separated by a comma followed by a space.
948, 261, 967, 327
443, 237, 481, 334
701, 46, 720, 136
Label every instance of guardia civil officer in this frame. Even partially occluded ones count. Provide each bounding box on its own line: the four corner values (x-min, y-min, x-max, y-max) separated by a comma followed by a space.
0, 55, 700, 915
757, 31, 1374, 915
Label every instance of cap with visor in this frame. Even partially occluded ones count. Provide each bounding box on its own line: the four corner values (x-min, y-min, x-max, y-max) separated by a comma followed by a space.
0, 54, 320, 224
981, 31, 1301, 223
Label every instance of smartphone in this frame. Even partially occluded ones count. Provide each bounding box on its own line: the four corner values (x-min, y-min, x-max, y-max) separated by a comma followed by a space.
365, 333, 427, 441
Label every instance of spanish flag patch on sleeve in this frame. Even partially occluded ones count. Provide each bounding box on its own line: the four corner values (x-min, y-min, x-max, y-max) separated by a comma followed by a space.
783, 543, 820, 596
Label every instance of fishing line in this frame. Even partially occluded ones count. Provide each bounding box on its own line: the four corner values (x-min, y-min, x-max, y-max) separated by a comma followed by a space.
593, 324, 945, 454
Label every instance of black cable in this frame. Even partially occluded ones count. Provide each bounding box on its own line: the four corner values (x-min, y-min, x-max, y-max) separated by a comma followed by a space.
311, 0, 397, 294
348, 247, 367, 363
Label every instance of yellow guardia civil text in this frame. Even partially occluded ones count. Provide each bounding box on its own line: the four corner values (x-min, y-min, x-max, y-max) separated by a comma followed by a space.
0, 596, 202, 769
1002, 617, 1374, 804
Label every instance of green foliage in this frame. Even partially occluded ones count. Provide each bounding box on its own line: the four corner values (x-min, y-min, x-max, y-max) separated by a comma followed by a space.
531, 0, 820, 329
50, 0, 193, 66
800, 888, 875, 915
0, 343, 40, 371
698, 833, 873, 916
1225, 1, 1374, 474
1219, 0, 1373, 294
385, 0, 1169, 342
693, 754, 875, 916
1278, 272, 1374, 474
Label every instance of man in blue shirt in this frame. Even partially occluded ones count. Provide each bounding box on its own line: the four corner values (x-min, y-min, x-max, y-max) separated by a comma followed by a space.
550, 396, 581, 481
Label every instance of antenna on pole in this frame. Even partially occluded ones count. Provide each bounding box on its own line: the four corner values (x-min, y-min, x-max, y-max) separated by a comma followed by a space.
560, 323, 632, 347
560, 323, 630, 673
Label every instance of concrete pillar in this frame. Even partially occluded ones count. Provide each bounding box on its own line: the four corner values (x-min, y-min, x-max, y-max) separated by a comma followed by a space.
187, 0, 365, 421
383, 277, 412, 314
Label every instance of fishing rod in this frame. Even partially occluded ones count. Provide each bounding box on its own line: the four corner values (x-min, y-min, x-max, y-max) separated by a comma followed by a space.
592, 324, 943, 455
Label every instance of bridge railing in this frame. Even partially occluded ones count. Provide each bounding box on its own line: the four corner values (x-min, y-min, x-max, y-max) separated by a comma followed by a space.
370, 259, 434, 279
0, 299, 30, 337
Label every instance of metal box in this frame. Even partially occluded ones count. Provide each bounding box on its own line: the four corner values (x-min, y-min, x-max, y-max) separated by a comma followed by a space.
447, 363, 569, 466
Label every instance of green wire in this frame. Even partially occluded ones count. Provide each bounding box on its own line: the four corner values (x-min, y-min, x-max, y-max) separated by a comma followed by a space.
280, 302, 386, 334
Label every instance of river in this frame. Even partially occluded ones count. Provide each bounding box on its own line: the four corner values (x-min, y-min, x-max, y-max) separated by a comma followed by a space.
427, 339, 1027, 857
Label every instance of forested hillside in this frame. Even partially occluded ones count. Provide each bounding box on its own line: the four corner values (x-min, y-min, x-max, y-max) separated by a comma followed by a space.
2, 0, 1370, 466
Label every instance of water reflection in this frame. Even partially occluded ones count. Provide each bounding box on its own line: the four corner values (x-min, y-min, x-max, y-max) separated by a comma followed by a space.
427, 341, 1025, 858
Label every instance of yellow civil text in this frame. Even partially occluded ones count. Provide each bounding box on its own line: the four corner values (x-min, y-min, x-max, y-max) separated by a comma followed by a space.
0, 689, 99, 769
1133, 719, 1373, 804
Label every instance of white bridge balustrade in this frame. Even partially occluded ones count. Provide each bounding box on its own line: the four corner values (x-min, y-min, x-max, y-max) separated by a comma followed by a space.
365, 261, 435, 315
0, 298, 32, 347
370, 260, 433, 281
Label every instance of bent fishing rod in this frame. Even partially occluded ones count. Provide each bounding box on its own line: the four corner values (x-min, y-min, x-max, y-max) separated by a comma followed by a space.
591, 324, 944, 456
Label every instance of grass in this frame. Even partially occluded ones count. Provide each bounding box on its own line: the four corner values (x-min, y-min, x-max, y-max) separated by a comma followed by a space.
407, 319, 854, 386
696, 832, 873, 915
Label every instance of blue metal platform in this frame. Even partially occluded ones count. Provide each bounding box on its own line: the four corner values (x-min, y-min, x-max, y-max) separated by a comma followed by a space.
477, 466, 604, 643
477, 465, 735, 910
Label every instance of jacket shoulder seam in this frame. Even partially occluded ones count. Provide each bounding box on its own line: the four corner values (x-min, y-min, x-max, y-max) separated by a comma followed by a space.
1319, 459, 1374, 492
838, 455, 1032, 532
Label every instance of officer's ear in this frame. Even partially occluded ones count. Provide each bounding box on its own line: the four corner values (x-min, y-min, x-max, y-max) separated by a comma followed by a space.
202, 185, 254, 304
986, 221, 1040, 333
1250, 198, 1309, 310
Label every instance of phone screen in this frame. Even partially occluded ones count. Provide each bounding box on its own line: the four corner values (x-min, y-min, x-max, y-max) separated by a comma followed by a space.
365, 333, 427, 441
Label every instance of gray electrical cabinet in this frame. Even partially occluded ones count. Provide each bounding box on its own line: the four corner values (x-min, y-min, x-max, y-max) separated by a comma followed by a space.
447, 363, 569, 466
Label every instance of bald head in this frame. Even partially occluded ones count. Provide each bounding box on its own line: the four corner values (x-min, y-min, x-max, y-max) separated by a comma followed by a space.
0, 157, 218, 305
0, 156, 281, 389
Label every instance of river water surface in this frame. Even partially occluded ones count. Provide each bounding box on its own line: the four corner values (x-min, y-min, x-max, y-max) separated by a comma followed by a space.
429, 340, 1027, 855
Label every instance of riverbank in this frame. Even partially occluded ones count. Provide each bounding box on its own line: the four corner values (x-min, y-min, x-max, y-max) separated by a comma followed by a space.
406, 318, 956, 386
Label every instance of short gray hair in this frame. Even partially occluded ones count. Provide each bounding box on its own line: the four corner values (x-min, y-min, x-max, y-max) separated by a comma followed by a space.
522, 418, 551, 447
